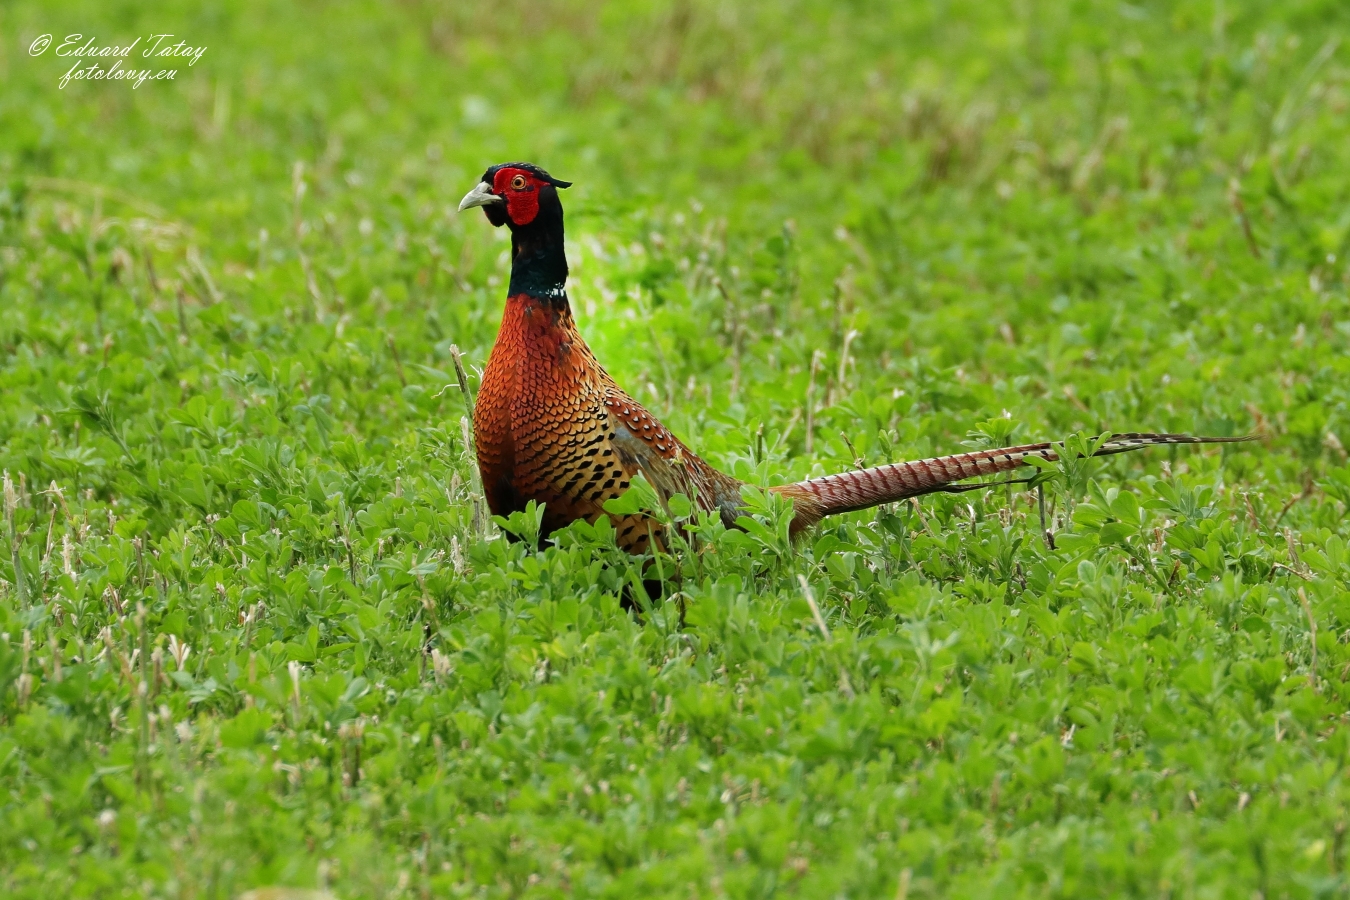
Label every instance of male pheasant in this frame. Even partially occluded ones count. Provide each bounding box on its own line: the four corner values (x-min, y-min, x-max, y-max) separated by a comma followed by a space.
458, 162, 1247, 553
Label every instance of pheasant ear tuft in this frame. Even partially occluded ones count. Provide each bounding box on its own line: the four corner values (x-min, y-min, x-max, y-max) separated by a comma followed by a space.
484, 162, 571, 189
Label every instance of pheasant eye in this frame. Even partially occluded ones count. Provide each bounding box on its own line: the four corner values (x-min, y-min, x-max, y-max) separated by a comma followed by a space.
510, 175, 527, 190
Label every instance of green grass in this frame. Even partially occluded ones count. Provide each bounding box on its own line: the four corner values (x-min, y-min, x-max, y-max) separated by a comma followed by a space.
2, 1, 1350, 896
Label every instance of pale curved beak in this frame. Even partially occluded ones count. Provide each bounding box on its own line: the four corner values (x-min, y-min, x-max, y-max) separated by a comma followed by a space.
457, 181, 503, 212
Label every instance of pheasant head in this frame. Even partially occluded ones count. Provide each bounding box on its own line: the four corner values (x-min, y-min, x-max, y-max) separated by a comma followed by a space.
459, 162, 573, 299
458, 162, 572, 228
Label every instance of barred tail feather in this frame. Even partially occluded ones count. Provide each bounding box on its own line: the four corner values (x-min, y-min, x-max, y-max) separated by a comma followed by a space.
776, 432, 1252, 530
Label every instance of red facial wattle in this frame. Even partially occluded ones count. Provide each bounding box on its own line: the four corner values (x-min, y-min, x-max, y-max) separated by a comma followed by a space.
493, 169, 541, 226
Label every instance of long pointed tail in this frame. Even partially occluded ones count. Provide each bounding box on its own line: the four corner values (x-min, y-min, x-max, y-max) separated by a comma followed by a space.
775, 433, 1253, 530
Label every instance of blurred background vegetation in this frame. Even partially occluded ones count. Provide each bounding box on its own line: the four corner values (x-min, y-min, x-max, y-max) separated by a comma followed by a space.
6, 0, 1350, 465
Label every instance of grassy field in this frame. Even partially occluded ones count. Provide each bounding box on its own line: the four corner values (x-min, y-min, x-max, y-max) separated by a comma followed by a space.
2, 1, 1350, 896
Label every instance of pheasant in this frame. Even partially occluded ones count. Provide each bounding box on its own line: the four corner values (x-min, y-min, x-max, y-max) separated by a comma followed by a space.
458, 162, 1248, 553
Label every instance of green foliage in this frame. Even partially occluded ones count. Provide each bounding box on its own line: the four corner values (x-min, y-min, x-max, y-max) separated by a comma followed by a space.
1, 0, 1350, 897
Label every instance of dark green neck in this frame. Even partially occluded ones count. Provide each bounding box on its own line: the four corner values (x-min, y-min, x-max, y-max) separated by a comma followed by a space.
508, 200, 568, 302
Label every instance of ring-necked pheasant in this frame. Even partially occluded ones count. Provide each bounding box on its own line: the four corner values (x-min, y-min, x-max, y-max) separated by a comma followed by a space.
458, 162, 1248, 554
